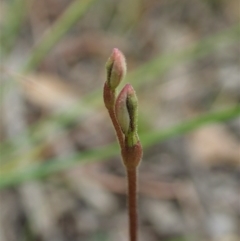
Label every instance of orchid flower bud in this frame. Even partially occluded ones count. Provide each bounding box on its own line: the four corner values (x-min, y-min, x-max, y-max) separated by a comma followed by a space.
106, 48, 126, 90
115, 84, 139, 147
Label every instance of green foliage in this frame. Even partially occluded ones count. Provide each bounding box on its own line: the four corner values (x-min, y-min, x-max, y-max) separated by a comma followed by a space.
0, 0, 30, 57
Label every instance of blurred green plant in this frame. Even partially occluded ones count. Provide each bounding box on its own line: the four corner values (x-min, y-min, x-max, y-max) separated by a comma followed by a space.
0, 0, 30, 57
22, 0, 97, 72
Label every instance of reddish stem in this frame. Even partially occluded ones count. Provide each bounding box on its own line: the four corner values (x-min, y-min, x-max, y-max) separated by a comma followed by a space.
108, 108, 125, 150
104, 83, 125, 150
127, 168, 138, 241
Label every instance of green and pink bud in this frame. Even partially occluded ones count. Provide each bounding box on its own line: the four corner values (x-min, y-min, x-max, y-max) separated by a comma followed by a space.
106, 48, 126, 90
115, 84, 139, 147
115, 84, 142, 169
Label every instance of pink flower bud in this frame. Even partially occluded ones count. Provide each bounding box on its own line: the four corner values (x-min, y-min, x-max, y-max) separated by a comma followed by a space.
106, 48, 126, 90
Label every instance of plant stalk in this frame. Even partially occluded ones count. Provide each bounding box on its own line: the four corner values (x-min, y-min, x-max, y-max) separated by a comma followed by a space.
108, 108, 125, 150
127, 168, 138, 241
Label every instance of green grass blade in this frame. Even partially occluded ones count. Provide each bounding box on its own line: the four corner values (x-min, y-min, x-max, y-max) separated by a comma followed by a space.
22, 0, 97, 72
128, 23, 240, 88
141, 105, 240, 147
0, 0, 31, 57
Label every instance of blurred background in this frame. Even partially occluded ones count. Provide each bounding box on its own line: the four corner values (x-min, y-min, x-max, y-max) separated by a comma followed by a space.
0, 0, 240, 241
